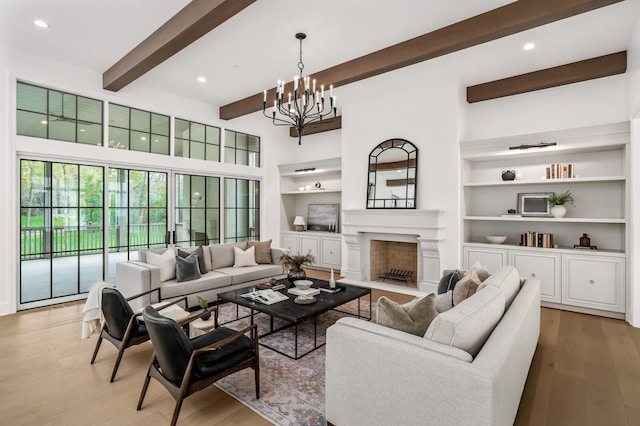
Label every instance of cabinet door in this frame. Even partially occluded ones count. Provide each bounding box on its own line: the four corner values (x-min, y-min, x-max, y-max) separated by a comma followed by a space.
463, 246, 506, 272
562, 254, 625, 313
300, 235, 320, 265
510, 250, 561, 303
281, 234, 299, 253
321, 237, 341, 268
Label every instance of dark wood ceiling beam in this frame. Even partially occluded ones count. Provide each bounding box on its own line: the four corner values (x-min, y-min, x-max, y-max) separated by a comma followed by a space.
289, 116, 342, 138
220, 0, 622, 120
466, 51, 627, 103
103, 0, 256, 92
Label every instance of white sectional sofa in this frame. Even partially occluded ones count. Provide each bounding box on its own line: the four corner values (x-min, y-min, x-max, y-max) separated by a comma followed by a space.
116, 241, 287, 309
325, 266, 540, 426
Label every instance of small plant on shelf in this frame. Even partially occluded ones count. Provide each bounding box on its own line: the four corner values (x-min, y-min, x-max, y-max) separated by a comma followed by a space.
196, 295, 211, 321
548, 190, 575, 207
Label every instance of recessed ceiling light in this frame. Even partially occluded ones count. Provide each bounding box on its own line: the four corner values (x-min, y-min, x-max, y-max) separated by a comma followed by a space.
197, 76, 206, 83
34, 19, 49, 29
523, 42, 535, 51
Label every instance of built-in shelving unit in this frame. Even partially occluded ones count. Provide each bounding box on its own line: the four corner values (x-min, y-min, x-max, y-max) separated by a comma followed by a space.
460, 122, 629, 319
278, 157, 342, 270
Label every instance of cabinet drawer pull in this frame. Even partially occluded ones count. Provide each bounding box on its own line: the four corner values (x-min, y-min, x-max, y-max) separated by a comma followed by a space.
531, 273, 536, 278
589, 279, 595, 285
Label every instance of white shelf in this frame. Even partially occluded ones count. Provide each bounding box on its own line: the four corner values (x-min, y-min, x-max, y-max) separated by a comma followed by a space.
281, 189, 341, 195
463, 242, 625, 256
464, 216, 625, 224
463, 176, 625, 187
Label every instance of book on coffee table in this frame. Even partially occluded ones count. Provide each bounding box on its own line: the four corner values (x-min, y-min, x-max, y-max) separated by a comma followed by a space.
240, 289, 288, 304
287, 287, 320, 297
317, 285, 343, 294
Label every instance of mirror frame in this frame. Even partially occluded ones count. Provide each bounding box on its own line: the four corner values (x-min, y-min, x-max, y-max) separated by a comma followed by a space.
366, 138, 418, 209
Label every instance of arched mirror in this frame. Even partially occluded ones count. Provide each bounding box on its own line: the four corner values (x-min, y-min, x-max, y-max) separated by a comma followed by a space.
367, 139, 417, 209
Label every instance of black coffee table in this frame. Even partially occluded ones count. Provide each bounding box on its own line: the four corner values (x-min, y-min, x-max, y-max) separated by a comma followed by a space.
217, 278, 371, 359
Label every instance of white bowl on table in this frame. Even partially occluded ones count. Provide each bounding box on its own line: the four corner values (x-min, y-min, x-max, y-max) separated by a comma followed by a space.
293, 280, 314, 290
485, 235, 507, 244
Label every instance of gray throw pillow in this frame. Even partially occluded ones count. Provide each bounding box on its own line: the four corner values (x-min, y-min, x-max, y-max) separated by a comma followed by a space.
177, 246, 207, 275
176, 253, 202, 282
437, 269, 464, 294
377, 294, 438, 336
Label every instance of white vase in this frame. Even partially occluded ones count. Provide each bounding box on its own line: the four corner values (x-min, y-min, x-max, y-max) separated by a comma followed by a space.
550, 205, 566, 218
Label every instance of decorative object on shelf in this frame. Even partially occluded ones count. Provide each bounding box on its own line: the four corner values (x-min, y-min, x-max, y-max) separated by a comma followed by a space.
307, 204, 339, 232
501, 170, 516, 181
515, 170, 524, 180
280, 251, 316, 283
293, 216, 306, 231
579, 233, 591, 247
485, 235, 507, 244
196, 295, 211, 321
298, 186, 306, 191
314, 181, 321, 189
547, 190, 574, 218
367, 138, 418, 209
546, 163, 575, 179
508, 141, 556, 150
517, 192, 554, 217
263, 33, 337, 145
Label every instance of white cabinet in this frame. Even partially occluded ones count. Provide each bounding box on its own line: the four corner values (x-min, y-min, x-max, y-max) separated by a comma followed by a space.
281, 231, 341, 270
510, 250, 561, 303
563, 253, 625, 313
463, 246, 506, 272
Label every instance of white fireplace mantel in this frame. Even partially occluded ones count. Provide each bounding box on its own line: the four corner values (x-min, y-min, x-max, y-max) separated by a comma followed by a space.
341, 209, 445, 293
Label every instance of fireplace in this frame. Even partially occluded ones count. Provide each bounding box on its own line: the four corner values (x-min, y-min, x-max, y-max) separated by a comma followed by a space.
342, 209, 444, 294
370, 240, 418, 288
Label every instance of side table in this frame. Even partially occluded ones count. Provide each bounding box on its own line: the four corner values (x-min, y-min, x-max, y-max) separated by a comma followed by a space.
191, 317, 217, 334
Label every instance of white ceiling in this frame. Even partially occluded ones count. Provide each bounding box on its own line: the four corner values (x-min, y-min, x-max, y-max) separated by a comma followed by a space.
1, 0, 639, 111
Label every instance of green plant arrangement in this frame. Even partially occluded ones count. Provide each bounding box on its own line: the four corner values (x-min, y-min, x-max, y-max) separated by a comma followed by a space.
548, 190, 575, 207
280, 251, 316, 272
196, 295, 211, 320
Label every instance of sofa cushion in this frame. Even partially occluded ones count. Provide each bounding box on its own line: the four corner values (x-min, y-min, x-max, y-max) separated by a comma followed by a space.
477, 265, 521, 309
178, 245, 211, 273
176, 253, 201, 282
468, 260, 491, 282
215, 264, 284, 285
377, 294, 438, 336
146, 248, 176, 282
210, 242, 247, 270
233, 246, 259, 267
139, 247, 172, 264
160, 271, 233, 299
452, 269, 481, 306
436, 290, 454, 313
437, 269, 464, 294
247, 239, 273, 264
424, 285, 505, 357
177, 246, 207, 275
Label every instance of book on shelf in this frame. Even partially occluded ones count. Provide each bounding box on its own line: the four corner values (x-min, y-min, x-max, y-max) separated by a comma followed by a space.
545, 163, 575, 179
573, 244, 598, 250
520, 232, 554, 248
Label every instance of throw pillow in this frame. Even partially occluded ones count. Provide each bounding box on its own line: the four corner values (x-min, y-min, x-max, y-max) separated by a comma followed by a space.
233, 246, 258, 267
437, 269, 464, 294
177, 246, 207, 274
247, 239, 273, 264
436, 290, 454, 313
468, 260, 491, 282
452, 270, 481, 306
146, 249, 176, 282
175, 253, 202, 282
377, 294, 438, 336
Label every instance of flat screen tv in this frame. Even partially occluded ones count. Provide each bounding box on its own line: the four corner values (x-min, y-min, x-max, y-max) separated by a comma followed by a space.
307, 204, 339, 232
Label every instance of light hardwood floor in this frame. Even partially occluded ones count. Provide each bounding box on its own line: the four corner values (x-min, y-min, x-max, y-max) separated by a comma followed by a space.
1, 271, 639, 425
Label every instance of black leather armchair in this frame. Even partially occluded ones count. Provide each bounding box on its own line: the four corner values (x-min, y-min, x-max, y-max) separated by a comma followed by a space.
137, 306, 259, 426
90, 287, 187, 382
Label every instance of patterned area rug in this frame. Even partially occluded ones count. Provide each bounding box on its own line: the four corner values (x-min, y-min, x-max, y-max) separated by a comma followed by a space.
211, 298, 373, 426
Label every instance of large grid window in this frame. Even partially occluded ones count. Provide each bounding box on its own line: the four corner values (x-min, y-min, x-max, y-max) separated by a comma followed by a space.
224, 130, 260, 167
175, 174, 220, 247
224, 178, 260, 242
108, 103, 170, 155
17, 82, 103, 145
175, 118, 221, 161
108, 169, 168, 282
20, 160, 104, 303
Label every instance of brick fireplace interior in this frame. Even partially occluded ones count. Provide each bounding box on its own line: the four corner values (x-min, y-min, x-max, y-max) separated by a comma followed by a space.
369, 240, 418, 288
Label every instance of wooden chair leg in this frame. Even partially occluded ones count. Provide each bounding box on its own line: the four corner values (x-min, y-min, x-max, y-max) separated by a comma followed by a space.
137, 370, 152, 410
254, 362, 260, 399
170, 395, 186, 426
110, 344, 127, 382
90, 333, 103, 364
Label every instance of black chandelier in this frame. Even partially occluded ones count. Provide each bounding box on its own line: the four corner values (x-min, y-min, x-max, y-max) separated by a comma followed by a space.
263, 33, 336, 145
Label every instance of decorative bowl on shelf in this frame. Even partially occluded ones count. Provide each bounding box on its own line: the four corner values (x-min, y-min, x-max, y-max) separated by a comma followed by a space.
485, 235, 507, 244
293, 280, 314, 290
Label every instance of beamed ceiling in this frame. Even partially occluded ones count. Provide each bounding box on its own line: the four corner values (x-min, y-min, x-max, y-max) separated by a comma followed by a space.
1, 0, 639, 124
